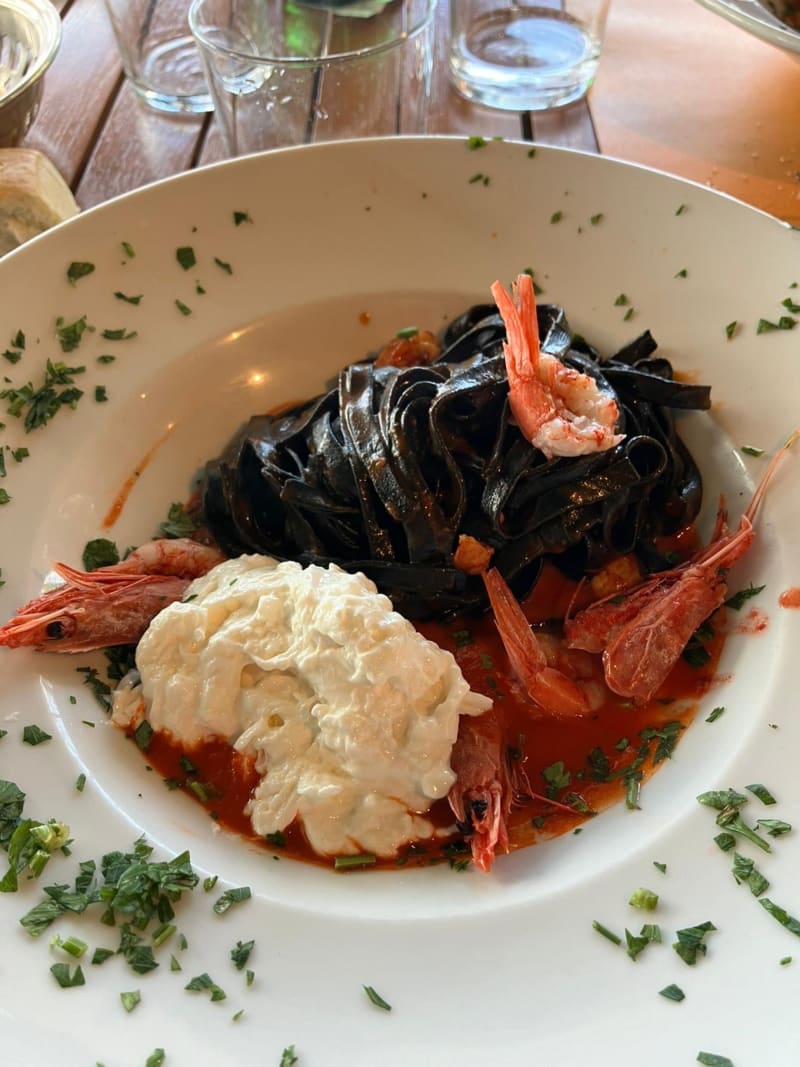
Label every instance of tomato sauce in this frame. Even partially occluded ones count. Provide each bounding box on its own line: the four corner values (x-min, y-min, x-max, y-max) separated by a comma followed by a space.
779, 587, 800, 609
133, 546, 727, 874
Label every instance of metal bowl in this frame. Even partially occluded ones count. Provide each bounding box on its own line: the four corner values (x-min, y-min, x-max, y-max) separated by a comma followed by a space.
0, 0, 61, 147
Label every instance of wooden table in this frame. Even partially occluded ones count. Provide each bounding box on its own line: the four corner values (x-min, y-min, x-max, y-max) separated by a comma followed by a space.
21, 0, 800, 224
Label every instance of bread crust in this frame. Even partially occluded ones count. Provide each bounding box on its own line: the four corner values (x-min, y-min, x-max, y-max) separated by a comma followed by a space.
0, 148, 78, 256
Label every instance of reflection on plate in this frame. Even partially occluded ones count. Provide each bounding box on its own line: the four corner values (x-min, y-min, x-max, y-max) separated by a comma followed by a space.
1, 138, 799, 1066
696, 0, 800, 57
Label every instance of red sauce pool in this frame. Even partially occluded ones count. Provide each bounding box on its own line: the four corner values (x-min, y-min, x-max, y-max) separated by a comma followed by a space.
780, 587, 800, 609
129, 546, 727, 873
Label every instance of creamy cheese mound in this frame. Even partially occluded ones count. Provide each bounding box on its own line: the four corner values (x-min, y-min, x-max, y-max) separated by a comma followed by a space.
112, 555, 491, 858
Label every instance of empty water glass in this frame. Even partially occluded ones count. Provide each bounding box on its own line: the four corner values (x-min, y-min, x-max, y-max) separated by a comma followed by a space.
450, 0, 612, 112
103, 0, 213, 113
188, 0, 435, 155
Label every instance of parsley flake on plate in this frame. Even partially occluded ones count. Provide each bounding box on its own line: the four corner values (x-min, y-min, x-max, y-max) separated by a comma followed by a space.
659, 983, 685, 1002
363, 985, 392, 1011
22, 724, 52, 745
66, 261, 95, 285
213, 885, 251, 914
176, 246, 196, 271
50, 962, 85, 988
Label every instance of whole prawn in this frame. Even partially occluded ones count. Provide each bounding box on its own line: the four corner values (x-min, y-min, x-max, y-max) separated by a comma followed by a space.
0, 539, 225, 652
565, 432, 798, 703
491, 273, 624, 459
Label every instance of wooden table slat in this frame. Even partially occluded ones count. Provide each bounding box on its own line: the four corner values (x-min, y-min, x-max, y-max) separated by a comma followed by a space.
76, 84, 206, 209
23, 0, 123, 189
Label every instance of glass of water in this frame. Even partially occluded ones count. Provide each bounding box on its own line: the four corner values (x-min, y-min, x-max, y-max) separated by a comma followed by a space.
189, 0, 435, 156
450, 0, 612, 112
103, 0, 213, 113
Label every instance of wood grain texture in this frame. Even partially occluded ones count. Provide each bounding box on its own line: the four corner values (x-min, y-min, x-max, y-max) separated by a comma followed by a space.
76, 83, 206, 209
22, 0, 123, 188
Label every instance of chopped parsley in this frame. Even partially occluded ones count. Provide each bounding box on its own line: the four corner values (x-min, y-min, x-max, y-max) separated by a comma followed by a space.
592, 920, 622, 946
55, 315, 93, 352
363, 985, 392, 1011
705, 706, 726, 723
757, 818, 792, 837
590, 213, 604, 225
279, 1047, 298, 1067
2, 359, 86, 431
696, 1054, 733, 1067
333, 854, 376, 870
145, 1049, 166, 1067
121, 241, 136, 258
714, 832, 736, 852
467, 135, 488, 150
233, 211, 252, 226
613, 293, 629, 306
759, 897, 800, 936
756, 315, 796, 333
114, 291, 142, 305
724, 583, 765, 610
653, 861, 667, 874
100, 327, 137, 341
740, 445, 764, 457
731, 852, 769, 896
159, 501, 199, 539
176, 247, 196, 271
66, 262, 95, 285
659, 983, 685, 1002
625, 923, 661, 961
50, 962, 85, 988
541, 761, 571, 797
675, 203, 687, 215
213, 885, 251, 914
231, 939, 254, 970
628, 887, 658, 911
185, 972, 226, 1001
82, 537, 120, 571
0, 816, 69, 891
214, 257, 233, 274
94, 385, 108, 403
725, 320, 738, 340
75, 774, 86, 793
550, 211, 563, 224
175, 299, 192, 316
746, 783, 776, 806
22, 724, 52, 746
120, 989, 141, 1013
674, 268, 688, 278
672, 921, 716, 965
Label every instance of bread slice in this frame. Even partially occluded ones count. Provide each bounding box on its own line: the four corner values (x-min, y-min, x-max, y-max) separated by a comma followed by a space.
0, 148, 79, 256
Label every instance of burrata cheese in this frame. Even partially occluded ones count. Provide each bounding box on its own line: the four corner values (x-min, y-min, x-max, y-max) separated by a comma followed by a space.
112, 555, 491, 857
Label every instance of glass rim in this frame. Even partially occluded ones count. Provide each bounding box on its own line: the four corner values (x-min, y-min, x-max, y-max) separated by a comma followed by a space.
188, 0, 437, 68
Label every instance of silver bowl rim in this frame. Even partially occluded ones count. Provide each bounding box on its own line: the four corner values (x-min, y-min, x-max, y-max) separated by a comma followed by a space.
0, 0, 62, 109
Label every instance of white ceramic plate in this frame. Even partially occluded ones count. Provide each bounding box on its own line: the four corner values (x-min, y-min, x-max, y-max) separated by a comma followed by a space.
695, 0, 800, 57
1, 138, 800, 1067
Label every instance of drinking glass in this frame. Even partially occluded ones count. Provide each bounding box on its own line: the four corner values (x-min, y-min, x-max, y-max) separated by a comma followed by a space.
103, 0, 213, 113
189, 0, 435, 155
450, 0, 612, 112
